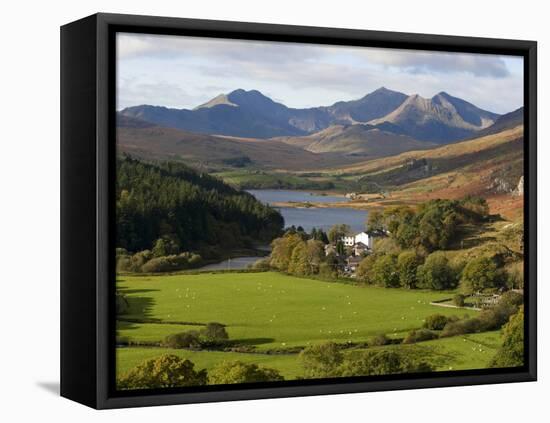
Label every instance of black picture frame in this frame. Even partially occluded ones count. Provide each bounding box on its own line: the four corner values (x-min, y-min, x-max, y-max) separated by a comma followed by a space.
61, 12, 537, 409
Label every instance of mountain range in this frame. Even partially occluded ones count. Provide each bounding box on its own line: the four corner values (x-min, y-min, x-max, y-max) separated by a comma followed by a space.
119, 87, 503, 144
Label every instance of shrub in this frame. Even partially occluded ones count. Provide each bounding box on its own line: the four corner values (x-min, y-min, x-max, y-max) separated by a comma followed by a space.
116, 250, 154, 272
117, 355, 207, 389
140, 252, 202, 273
397, 251, 423, 289
478, 291, 523, 330
270, 234, 305, 271
318, 262, 337, 279
441, 292, 523, 337
356, 254, 379, 284
162, 331, 202, 349
201, 322, 228, 344
423, 314, 449, 330
403, 329, 438, 344
251, 257, 271, 271
453, 294, 466, 307
299, 342, 344, 378
416, 251, 456, 290
440, 317, 483, 337
338, 350, 434, 377
459, 196, 489, 221
208, 361, 284, 384
489, 306, 524, 368
371, 254, 400, 287
288, 241, 309, 275
368, 334, 390, 347
152, 236, 180, 257
188, 253, 202, 267
116, 254, 132, 273
373, 237, 401, 255
506, 261, 524, 289
460, 257, 502, 294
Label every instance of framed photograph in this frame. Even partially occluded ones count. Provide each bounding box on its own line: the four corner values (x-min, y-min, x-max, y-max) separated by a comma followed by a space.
61, 13, 536, 409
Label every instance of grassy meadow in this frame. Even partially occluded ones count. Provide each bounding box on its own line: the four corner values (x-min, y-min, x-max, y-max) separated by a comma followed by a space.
116, 271, 500, 380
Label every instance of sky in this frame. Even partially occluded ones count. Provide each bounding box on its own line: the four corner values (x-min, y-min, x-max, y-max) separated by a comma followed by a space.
116, 32, 524, 114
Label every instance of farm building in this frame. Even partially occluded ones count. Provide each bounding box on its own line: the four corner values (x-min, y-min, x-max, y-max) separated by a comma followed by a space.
342, 231, 374, 249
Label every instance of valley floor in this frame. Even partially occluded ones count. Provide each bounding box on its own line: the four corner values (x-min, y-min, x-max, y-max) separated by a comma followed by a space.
116, 271, 502, 383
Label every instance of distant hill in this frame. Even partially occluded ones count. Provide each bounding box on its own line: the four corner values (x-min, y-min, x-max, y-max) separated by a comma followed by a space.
278, 124, 436, 158
120, 88, 410, 138
368, 92, 499, 143
119, 87, 507, 145
333, 123, 524, 208
116, 157, 283, 253
323, 87, 408, 123
117, 114, 156, 128
119, 89, 310, 138
473, 107, 524, 138
116, 125, 361, 170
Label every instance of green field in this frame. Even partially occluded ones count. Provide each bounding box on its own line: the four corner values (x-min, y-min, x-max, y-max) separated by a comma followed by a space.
117, 271, 499, 379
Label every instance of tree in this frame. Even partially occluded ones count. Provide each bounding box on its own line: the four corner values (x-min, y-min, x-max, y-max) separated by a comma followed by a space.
305, 239, 326, 274
366, 210, 384, 232
416, 251, 456, 290
383, 206, 415, 235
371, 254, 399, 287
270, 234, 303, 271
489, 306, 524, 368
201, 322, 228, 344
402, 329, 438, 344
299, 342, 344, 378
328, 224, 351, 244
506, 261, 524, 290
288, 241, 309, 275
117, 355, 207, 389
423, 314, 449, 330
208, 361, 283, 384
460, 257, 500, 295
116, 157, 283, 254
397, 251, 422, 289
416, 205, 458, 251
356, 254, 379, 284
162, 331, 202, 349
317, 229, 330, 244
453, 294, 466, 307
338, 350, 433, 377
335, 240, 345, 256
385, 200, 462, 252
460, 196, 489, 221
310, 227, 329, 244
152, 236, 179, 257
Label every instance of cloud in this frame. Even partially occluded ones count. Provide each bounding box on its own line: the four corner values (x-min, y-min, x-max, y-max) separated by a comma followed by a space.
363, 49, 511, 77
117, 33, 324, 63
117, 77, 204, 110
116, 33, 523, 113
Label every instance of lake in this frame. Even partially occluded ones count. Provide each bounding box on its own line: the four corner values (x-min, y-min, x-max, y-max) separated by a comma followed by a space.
247, 189, 367, 232
197, 189, 367, 271
198, 256, 262, 271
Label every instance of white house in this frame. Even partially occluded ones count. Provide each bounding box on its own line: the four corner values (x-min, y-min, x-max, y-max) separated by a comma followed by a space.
342, 231, 374, 249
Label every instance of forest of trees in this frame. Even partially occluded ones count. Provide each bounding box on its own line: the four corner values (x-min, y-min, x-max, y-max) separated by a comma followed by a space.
366, 197, 490, 253
116, 157, 284, 255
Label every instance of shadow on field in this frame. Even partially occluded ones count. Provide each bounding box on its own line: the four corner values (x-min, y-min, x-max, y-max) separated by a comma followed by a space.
116, 288, 158, 339
119, 288, 158, 320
